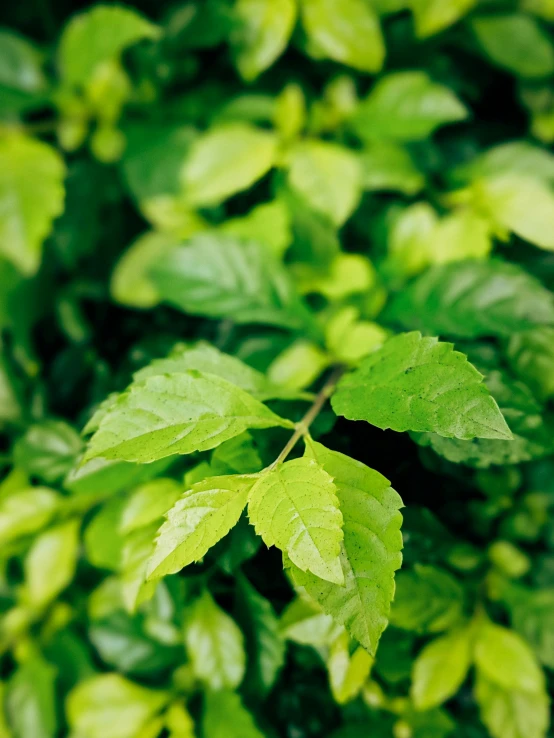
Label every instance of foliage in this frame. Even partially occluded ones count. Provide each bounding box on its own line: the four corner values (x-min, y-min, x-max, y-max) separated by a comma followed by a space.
1, 2, 554, 738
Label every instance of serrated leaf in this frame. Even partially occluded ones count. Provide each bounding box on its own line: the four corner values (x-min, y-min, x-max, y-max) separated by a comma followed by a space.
248, 457, 344, 584
58, 5, 159, 86
390, 565, 465, 633
475, 671, 549, 738
84, 369, 292, 463
411, 626, 473, 709
386, 260, 554, 338
286, 140, 362, 227
232, 0, 297, 80
288, 440, 403, 655
180, 123, 277, 207
332, 332, 511, 440
351, 72, 467, 142
184, 590, 246, 690
0, 135, 65, 275
202, 690, 264, 738
150, 235, 314, 332
300, 0, 385, 72
147, 475, 256, 579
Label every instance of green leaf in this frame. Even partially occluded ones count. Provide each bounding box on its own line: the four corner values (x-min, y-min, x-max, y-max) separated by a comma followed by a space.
286, 140, 362, 226
248, 457, 344, 584
220, 199, 292, 259
0, 135, 65, 275
332, 332, 511, 440
66, 673, 169, 738
508, 588, 554, 669
202, 690, 264, 738
23, 518, 80, 608
452, 141, 554, 185
300, 0, 385, 72
120, 479, 182, 534
0, 30, 46, 93
280, 596, 341, 646
386, 260, 554, 338
150, 235, 314, 331
64, 457, 173, 499
474, 621, 544, 693
6, 656, 57, 738
360, 141, 425, 195
84, 496, 126, 571
211, 432, 263, 474
410, 0, 476, 38
14, 420, 83, 484
0, 487, 59, 548
180, 123, 277, 207
58, 5, 159, 86
472, 14, 554, 79
327, 631, 374, 704
235, 576, 286, 695
232, 0, 297, 80
84, 369, 292, 464
507, 327, 554, 400
475, 671, 549, 738
120, 524, 158, 612
147, 475, 256, 579
411, 626, 473, 709
184, 590, 246, 690
288, 440, 403, 655
351, 72, 467, 142
390, 565, 465, 633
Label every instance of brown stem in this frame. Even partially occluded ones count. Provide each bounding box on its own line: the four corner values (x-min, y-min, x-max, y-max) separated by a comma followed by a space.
271, 365, 345, 467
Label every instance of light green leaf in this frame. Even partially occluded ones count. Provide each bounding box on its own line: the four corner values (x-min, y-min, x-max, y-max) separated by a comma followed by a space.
119, 524, 157, 613
120, 479, 182, 534
0, 487, 59, 548
24, 519, 80, 608
14, 420, 83, 484
475, 621, 545, 694
0, 135, 65, 275
351, 72, 467, 142
386, 260, 554, 338
267, 341, 330, 391
410, 0, 476, 37
184, 590, 246, 690
180, 123, 277, 207
288, 440, 403, 655
453, 141, 554, 185
147, 475, 256, 579
300, 0, 385, 72
6, 656, 57, 738
84, 369, 292, 464
360, 141, 424, 195
477, 174, 554, 251
508, 327, 554, 400
248, 457, 344, 584
64, 456, 173, 499
84, 496, 126, 571
411, 626, 473, 709
66, 673, 169, 738
202, 690, 264, 738
390, 565, 465, 633
220, 199, 292, 258
332, 332, 511, 440
387, 202, 439, 278
280, 596, 341, 646
233, 0, 297, 80
472, 14, 554, 78
211, 432, 263, 475
286, 140, 362, 226
0, 30, 46, 92
475, 671, 549, 738
58, 5, 159, 86
150, 235, 314, 331
328, 631, 374, 705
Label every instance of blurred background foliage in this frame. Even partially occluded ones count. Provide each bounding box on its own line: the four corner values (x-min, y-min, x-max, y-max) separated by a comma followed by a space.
3, 1, 554, 738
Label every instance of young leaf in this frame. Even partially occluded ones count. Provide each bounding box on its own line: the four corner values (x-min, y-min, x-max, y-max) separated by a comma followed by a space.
300, 0, 385, 72
146, 475, 257, 579
288, 440, 403, 655
386, 260, 554, 338
184, 590, 246, 690
150, 235, 314, 332
24, 519, 80, 608
332, 332, 512, 440
203, 690, 264, 738
84, 370, 292, 463
411, 626, 473, 709
0, 135, 65, 275
248, 457, 344, 584
475, 671, 549, 738
180, 123, 277, 207
351, 71, 467, 142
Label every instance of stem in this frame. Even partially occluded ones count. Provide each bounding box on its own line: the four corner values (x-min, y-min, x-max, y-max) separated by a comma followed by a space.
271, 365, 345, 467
